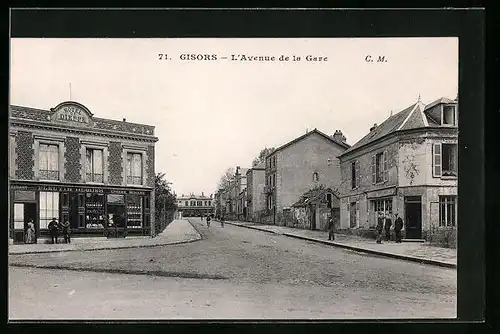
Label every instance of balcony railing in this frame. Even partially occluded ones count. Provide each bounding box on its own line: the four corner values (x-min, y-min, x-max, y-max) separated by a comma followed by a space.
39, 170, 59, 180
86, 173, 103, 183
127, 176, 142, 185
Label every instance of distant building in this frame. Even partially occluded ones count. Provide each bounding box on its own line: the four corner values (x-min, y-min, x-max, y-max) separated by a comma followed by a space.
9, 101, 158, 244
176, 192, 214, 217
263, 128, 349, 225
338, 97, 458, 243
245, 162, 266, 222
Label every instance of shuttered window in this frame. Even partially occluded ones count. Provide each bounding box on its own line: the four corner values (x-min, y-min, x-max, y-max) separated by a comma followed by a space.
433, 143, 442, 177
383, 150, 388, 182
371, 155, 376, 184
355, 160, 360, 188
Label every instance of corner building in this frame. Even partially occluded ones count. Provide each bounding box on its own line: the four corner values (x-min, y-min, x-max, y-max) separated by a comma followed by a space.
9, 101, 159, 243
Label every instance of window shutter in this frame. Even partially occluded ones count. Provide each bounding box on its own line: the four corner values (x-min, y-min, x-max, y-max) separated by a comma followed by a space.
433, 143, 442, 177
371, 155, 376, 184
383, 151, 388, 181
355, 160, 360, 188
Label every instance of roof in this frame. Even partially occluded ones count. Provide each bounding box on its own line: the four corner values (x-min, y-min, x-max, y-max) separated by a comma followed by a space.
247, 162, 266, 173
292, 187, 339, 207
268, 128, 350, 158
340, 97, 457, 157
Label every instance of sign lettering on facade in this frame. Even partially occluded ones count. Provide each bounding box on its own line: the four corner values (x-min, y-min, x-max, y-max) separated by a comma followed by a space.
52, 103, 92, 126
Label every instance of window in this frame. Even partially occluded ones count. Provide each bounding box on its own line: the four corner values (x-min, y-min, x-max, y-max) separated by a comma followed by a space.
267, 194, 273, 209
39, 144, 59, 180
126, 153, 143, 185
313, 172, 319, 182
439, 196, 456, 227
197, 201, 202, 206
326, 193, 333, 209
86, 149, 103, 183
39, 192, 59, 229
14, 203, 24, 229
350, 201, 359, 228
351, 160, 360, 189
442, 105, 456, 126
372, 151, 388, 184
373, 198, 392, 220
273, 174, 276, 187
185, 201, 188, 206
433, 143, 458, 177
191, 201, 195, 206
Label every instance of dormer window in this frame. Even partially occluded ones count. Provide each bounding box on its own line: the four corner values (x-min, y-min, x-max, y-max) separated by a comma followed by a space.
442, 105, 456, 126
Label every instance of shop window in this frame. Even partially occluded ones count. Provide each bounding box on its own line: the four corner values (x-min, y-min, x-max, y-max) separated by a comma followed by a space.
85, 193, 105, 229
86, 149, 103, 183
127, 195, 143, 229
39, 191, 59, 229
126, 152, 143, 185
373, 198, 393, 223
439, 196, 457, 227
14, 203, 24, 229
39, 144, 59, 180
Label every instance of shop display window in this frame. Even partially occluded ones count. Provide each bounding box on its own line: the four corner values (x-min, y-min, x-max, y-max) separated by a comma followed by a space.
127, 195, 143, 228
85, 193, 105, 229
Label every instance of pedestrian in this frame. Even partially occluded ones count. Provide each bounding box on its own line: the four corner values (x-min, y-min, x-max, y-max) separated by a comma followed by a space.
25, 219, 36, 244
206, 214, 211, 227
327, 216, 335, 241
201, 214, 204, 221
394, 213, 404, 243
384, 215, 392, 241
48, 217, 59, 244
221, 213, 225, 228
60, 219, 71, 244
376, 213, 384, 244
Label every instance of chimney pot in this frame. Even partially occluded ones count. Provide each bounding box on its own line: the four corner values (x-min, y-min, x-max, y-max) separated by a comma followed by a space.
123, 118, 126, 122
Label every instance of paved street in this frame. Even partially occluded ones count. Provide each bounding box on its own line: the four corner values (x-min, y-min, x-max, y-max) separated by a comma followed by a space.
9, 218, 456, 319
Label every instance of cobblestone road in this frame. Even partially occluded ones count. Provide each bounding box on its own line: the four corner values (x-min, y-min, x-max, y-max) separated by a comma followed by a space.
9, 218, 456, 319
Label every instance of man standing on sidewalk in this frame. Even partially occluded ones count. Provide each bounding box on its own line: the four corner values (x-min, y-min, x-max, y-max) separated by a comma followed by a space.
384, 215, 392, 241
376, 213, 384, 244
394, 213, 404, 243
48, 218, 59, 244
327, 216, 335, 241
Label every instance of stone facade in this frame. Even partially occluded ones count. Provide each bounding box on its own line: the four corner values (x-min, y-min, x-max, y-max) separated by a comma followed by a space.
264, 130, 348, 225
146, 145, 155, 188
15, 131, 35, 180
64, 137, 82, 183
246, 167, 266, 222
108, 141, 123, 185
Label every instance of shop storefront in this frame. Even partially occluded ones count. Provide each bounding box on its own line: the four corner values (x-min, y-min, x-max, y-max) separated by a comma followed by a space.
10, 182, 152, 243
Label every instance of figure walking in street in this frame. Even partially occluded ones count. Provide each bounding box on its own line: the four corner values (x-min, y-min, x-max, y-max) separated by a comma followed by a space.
48, 217, 59, 244
376, 213, 384, 244
25, 219, 36, 244
327, 215, 335, 241
60, 219, 71, 244
206, 214, 211, 227
394, 213, 404, 243
384, 215, 392, 241
221, 213, 225, 228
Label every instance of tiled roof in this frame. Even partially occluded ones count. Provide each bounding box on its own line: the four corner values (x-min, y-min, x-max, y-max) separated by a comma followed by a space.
340, 97, 457, 157
341, 103, 417, 155
268, 128, 350, 158
292, 187, 339, 207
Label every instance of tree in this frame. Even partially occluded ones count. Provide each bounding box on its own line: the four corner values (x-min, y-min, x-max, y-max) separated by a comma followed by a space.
252, 147, 275, 167
155, 172, 177, 222
217, 167, 235, 190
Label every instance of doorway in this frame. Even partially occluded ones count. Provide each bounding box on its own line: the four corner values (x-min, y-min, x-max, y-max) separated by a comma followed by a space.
310, 205, 317, 230
405, 196, 422, 239
13, 202, 37, 244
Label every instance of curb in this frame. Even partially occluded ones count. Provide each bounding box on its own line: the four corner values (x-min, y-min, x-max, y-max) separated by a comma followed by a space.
225, 221, 457, 269
9, 221, 203, 256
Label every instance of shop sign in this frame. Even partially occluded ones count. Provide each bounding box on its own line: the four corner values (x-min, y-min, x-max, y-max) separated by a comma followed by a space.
366, 187, 396, 199
51, 102, 93, 126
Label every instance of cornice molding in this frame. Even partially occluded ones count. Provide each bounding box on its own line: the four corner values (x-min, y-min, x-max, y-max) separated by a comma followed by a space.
10, 119, 158, 143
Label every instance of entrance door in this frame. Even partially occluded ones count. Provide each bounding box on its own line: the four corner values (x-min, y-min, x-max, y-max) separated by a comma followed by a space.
405, 196, 422, 239
310, 205, 317, 230
13, 203, 37, 244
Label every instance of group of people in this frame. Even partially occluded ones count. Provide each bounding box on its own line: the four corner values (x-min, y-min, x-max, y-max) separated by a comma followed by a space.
47, 218, 71, 244
376, 213, 404, 244
202, 213, 223, 228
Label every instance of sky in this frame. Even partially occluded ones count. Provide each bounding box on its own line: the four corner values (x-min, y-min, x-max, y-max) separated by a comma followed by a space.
10, 38, 458, 197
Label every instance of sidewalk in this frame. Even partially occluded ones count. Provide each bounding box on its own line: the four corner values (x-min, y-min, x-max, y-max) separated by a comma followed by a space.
9, 219, 202, 255
222, 220, 457, 268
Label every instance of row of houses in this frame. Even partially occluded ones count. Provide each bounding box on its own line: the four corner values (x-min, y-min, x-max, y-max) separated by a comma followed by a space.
214, 96, 458, 243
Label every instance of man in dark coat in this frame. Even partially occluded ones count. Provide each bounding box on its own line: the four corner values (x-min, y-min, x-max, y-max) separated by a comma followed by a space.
327, 216, 335, 241
60, 219, 71, 244
384, 216, 392, 241
376, 213, 384, 244
394, 213, 404, 243
47, 218, 59, 244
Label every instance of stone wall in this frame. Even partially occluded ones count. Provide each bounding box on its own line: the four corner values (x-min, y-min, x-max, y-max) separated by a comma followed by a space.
64, 137, 81, 182
108, 141, 123, 185
15, 131, 34, 180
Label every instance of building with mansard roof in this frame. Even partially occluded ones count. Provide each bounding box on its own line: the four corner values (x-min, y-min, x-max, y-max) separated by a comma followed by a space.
9, 101, 158, 244
338, 96, 458, 245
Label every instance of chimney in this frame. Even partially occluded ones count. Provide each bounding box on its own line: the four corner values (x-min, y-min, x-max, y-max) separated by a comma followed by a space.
332, 130, 347, 143
210, 194, 213, 199
202, 191, 204, 197
122, 118, 126, 122
370, 123, 377, 132
236, 166, 240, 175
